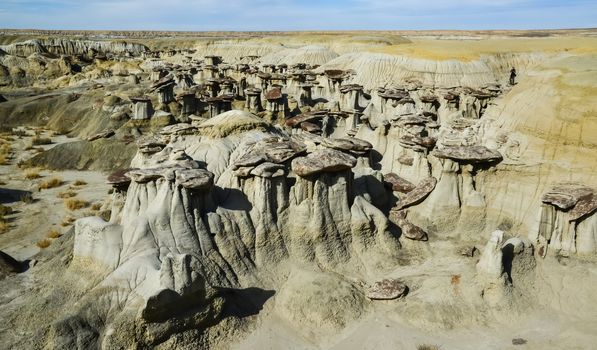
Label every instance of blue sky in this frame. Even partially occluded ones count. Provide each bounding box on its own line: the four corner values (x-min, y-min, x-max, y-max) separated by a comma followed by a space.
0, 0, 595, 31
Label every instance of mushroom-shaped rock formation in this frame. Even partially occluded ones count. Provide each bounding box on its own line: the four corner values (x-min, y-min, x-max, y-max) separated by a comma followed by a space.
150, 76, 176, 104
536, 183, 597, 256
541, 183, 593, 210
291, 149, 357, 177
130, 96, 154, 120
205, 94, 234, 118
264, 87, 286, 114
232, 137, 306, 173
366, 279, 408, 300
432, 145, 502, 164
177, 91, 197, 116
244, 87, 263, 113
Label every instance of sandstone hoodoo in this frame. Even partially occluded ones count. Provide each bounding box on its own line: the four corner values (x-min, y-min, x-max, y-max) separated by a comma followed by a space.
1, 27, 597, 350
178, 91, 198, 117
151, 76, 176, 105
130, 96, 154, 120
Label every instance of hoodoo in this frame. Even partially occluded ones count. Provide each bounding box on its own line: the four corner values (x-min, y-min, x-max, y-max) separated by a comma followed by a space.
0, 27, 596, 350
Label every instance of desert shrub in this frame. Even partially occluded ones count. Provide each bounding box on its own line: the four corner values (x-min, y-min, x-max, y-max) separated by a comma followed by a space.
0, 220, 8, 234
0, 142, 11, 165
36, 239, 51, 248
90, 202, 102, 211
61, 216, 75, 227
0, 204, 12, 216
73, 180, 87, 186
30, 136, 52, 146
65, 198, 89, 211
57, 190, 77, 198
20, 193, 34, 203
417, 345, 440, 350
12, 129, 27, 137
38, 177, 63, 190
24, 169, 41, 179
47, 229, 62, 238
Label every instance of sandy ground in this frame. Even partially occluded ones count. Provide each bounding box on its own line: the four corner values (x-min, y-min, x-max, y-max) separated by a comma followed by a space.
0, 128, 110, 261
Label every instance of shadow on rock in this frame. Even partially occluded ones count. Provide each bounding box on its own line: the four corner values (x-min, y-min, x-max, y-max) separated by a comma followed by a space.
0, 188, 32, 204
218, 287, 275, 319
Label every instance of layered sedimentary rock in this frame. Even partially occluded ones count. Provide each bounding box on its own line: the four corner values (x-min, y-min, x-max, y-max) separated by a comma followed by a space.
2, 32, 597, 350
0, 38, 148, 57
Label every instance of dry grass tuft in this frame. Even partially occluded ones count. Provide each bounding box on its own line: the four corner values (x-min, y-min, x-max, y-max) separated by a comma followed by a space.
38, 177, 63, 190
47, 229, 62, 238
0, 204, 12, 216
24, 168, 42, 180
61, 216, 76, 227
73, 180, 87, 186
90, 202, 102, 211
20, 193, 34, 204
36, 239, 51, 248
65, 198, 89, 211
0, 141, 12, 165
12, 129, 27, 137
57, 190, 77, 198
417, 344, 440, 350
417, 345, 441, 350
451, 275, 461, 285
0, 220, 9, 234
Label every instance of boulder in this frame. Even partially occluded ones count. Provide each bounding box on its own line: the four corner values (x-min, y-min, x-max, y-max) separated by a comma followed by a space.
0, 251, 22, 280
568, 193, 597, 222
389, 210, 428, 241
86, 129, 114, 141
160, 123, 197, 136
394, 177, 437, 210
541, 183, 593, 210
366, 279, 408, 300
431, 145, 502, 163
176, 168, 214, 191
291, 149, 357, 177
250, 162, 286, 178
383, 173, 416, 193
107, 168, 134, 188
300, 121, 321, 133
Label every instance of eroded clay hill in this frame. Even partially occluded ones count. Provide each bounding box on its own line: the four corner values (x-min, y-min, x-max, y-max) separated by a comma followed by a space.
0, 31, 596, 349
